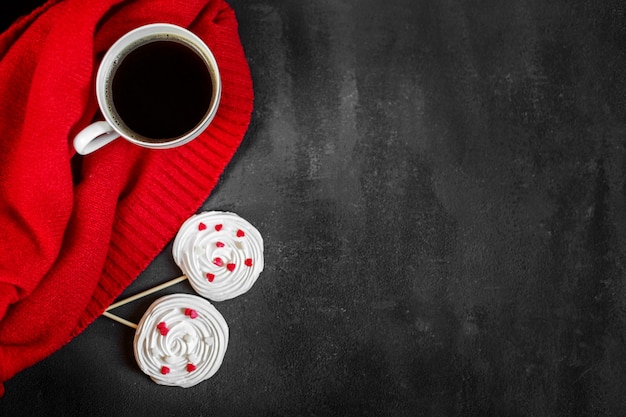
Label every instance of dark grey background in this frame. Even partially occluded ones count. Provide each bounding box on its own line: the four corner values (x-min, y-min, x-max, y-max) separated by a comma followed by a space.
2, 0, 626, 416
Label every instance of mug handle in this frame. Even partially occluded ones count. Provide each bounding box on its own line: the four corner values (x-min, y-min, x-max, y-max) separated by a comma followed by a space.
73, 121, 119, 155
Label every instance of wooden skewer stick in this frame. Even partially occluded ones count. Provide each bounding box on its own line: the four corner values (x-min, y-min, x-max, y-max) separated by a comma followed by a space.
106, 275, 189, 312
102, 311, 138, 329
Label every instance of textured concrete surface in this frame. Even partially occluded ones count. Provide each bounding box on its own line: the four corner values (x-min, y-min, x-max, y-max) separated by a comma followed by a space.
2, 0, 626, 416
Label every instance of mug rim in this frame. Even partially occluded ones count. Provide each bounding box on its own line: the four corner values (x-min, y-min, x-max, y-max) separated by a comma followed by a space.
95, 23, 222, 148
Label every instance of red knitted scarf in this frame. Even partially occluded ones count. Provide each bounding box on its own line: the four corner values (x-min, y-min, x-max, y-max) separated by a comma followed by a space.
0, 0, 253, 396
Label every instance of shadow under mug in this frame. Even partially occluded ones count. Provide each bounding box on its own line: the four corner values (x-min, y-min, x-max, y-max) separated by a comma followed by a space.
74, 23, 221, 155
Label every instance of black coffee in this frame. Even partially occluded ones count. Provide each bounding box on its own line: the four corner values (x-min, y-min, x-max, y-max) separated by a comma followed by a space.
110, 39, 213, 141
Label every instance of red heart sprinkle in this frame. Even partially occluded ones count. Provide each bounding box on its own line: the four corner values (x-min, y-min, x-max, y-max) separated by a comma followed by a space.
227, 263, 236, 272
215, 224, 223, 231
245, 258, 253, 267
187, 363, 197, 372
216, 241, 225, 248
161, 366, 170, 375
236, 229, 245, 237
185, 308, 198, 319
157, 322, 169, 336
213, 257, 223, 267
198, 222, 207, 231
206, 273, 215, 282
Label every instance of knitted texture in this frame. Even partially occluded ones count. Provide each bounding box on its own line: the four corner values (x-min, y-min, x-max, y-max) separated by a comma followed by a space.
0, 0, 253, 396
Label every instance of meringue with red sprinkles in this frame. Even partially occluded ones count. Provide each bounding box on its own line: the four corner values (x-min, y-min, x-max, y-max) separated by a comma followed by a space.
133, 294, 228, 388
172, 211, 264, 301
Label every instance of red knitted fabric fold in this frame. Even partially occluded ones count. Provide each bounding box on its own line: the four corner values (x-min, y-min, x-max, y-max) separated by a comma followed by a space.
0, 0, 253, 395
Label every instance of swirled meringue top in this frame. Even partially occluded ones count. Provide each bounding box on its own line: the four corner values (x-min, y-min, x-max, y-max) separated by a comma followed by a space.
133, 294, 229, 388
172, 211, 264, 301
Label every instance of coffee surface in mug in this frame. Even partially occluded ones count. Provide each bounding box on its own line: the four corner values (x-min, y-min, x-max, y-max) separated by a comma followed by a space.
108, 38, 213, 141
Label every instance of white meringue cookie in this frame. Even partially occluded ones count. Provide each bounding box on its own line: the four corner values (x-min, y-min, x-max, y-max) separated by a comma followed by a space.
133, 294, 228, 388
172, 211, 264, 301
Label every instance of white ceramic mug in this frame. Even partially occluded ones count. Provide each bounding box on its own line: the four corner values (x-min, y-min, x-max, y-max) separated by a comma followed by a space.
73, 23, 221, 155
